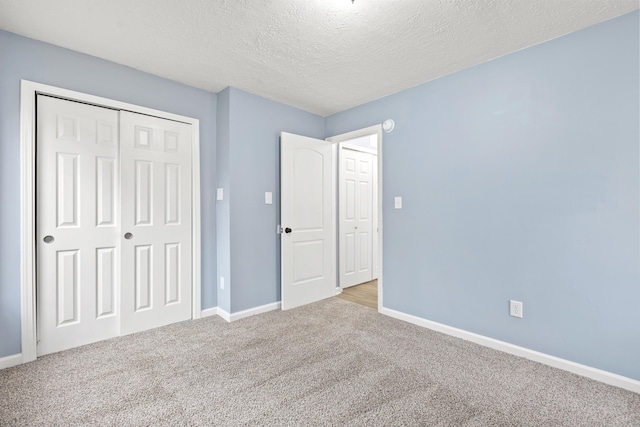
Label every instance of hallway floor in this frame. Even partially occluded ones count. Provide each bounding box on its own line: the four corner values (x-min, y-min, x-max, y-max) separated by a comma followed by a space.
336, 280, 378, 309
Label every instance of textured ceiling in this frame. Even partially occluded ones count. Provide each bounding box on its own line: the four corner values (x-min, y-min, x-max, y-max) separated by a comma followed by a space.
0, 0, 637, 116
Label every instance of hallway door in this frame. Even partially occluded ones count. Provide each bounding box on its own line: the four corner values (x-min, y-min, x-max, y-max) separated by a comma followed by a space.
339, 147, 375, 287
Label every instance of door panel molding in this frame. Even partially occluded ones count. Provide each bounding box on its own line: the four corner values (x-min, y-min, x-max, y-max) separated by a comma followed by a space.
20, 80, 202, 364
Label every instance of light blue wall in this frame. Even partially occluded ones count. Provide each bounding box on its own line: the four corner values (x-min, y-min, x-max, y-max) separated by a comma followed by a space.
325, 11, 640, 380
216, 88, 231, 313
0, 30, 218, 358
227, 88, 324, 313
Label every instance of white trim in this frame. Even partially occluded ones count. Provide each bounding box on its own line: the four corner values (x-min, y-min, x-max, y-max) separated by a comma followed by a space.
20, 83, 37, 363
380, 307, 640, 394
229, 302, 281, 322
325, 125, 382, 144
191, 124, 202, 320
334, 287, 343, 295
217, 308, 231, 323
377, 124, 383, 313
217, 302, 281, 323
326, 124, 384, 310
200, 307, 218, 318
19, 80, 202, 363
340, 142, 377, 155
331, 143, 337, 294
0, 354, 23, 370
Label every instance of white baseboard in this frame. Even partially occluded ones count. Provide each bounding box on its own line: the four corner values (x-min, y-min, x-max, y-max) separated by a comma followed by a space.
216, 302, 281, 323
217, 308, 231, 322
200, 307, 218, 318
335, 287, 342, 295
228, 301, 281, 322
0, 353, 23, 370
380, 307, 640, 394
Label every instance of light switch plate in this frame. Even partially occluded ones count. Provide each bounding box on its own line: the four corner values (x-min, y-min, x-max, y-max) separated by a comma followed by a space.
394, 196, 402, 209
216, 188, 224, 201
265, 192, 273, 205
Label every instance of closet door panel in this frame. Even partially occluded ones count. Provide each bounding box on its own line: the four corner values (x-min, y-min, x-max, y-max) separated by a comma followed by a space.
36, 95, 120, 356
120, 111, 192, 335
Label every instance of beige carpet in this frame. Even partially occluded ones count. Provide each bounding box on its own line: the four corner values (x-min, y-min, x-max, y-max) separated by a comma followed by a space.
1, 297, 638, 426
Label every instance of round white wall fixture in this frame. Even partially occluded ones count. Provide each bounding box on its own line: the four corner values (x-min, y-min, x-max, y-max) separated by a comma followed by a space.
382, 119, 395, 133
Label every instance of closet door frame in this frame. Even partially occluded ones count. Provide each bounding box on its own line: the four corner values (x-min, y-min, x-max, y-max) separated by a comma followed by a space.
19, 80, 202, 364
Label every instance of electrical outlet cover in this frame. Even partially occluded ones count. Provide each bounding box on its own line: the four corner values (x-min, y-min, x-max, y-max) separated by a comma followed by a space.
509, 300, 523, 318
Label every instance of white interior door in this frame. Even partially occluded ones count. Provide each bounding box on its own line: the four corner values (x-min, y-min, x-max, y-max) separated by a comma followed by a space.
339, 146, 374, 288
281, 132, 335, 310
36, 96, 120, 355
119, 111, 193, 335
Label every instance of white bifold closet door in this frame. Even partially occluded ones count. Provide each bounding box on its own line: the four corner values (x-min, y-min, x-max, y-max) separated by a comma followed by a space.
119, 110, 192, 335
36, 96, 120, 355
36, 96, 192, 356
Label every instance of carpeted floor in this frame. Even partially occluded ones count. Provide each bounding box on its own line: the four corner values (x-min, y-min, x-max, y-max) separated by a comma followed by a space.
1, 297, 638, 426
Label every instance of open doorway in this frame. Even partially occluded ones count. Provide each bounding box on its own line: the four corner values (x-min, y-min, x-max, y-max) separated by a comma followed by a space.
280, 125, 383, 311
326, 125, 383, 310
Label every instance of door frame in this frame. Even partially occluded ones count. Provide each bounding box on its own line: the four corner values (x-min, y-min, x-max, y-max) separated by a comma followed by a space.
19, 80, 202, 363
326, 125, 383, 310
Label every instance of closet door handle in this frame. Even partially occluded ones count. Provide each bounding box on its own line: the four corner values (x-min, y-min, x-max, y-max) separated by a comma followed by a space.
124, 232, 134, 240
43, 235, 54, 243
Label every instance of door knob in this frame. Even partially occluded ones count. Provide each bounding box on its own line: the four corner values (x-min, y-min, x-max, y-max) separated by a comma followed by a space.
43, 235, 54, 243
285, 228, 292, 234
124, 232, 133, 240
